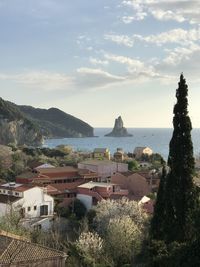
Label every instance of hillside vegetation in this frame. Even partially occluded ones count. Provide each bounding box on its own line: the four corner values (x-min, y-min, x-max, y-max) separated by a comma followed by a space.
0, 97, 94, 146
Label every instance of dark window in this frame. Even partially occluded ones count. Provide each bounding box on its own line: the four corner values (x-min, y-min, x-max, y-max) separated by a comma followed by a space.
34, 205, 37, 210
40, 205, 48, 216
20, 208, 25, 218
27, 207, 31, 212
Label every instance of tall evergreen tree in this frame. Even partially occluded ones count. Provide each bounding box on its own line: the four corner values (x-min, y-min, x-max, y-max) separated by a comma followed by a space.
150, 164, 167, 240
162, 73, 199, 243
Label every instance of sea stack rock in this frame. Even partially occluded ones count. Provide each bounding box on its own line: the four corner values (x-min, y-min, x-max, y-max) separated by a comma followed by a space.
105, 116, 132, 137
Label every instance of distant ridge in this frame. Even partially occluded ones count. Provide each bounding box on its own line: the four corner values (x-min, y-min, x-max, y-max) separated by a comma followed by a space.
0, 97, 94, 146
19, 105, 94, 138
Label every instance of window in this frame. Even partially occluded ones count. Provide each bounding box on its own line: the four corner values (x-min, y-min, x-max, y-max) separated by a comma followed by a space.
34, 205, 37, 211
27, 207, 31, 212
40, 205, 48, 216
15, 192, 19, 196
20, 208, 25, 218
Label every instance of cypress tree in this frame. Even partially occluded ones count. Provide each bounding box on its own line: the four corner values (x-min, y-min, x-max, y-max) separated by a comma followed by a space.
163, 73, 199, 243
150, 165, 167, 240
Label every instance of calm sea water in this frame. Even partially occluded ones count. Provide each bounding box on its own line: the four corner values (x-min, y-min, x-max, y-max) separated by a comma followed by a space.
43, 128, 200, 160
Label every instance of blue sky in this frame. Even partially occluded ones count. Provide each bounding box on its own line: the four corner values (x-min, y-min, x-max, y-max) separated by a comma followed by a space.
0, 0, 200, 127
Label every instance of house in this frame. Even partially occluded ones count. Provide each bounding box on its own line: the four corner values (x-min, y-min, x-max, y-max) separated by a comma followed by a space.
140, 170, 160, 191
0, 183, 54, 230
77, 181, 128, 209
78, 160, 128, 181
93, 148, 110, 160
16, 167, 99, 208
111, 172, 151, 199
0, 230, 67, 266
113, 148, 125, 162
133, 147, 153, 159
17, 166, 99, 186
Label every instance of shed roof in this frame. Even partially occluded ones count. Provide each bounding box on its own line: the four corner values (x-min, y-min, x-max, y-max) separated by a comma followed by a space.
0, 234, 66, 264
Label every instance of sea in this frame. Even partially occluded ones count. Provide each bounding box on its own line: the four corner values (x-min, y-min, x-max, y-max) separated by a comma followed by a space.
43, 128, 200, 159
43, 128, 200, 160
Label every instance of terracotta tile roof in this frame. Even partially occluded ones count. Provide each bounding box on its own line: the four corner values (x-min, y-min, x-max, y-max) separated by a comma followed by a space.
0, 183, 36, 192
49, 181, 84, 192
78, 169, 97, 175
0, 235, 66, 264
15, 184, 36, 192
36, 166, 77, 174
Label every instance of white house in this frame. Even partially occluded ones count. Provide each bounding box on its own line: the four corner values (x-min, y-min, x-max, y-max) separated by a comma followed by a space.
133, 147, 153, 159
0, 182, 54, 230
78, 160, 128, 181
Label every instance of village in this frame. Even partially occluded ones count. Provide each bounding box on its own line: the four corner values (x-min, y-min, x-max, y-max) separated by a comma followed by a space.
0, 144, 162, 265
0, 146, 158, 228
1, 138, 200, 266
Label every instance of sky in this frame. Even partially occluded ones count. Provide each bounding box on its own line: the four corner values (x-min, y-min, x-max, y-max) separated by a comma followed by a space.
0, 0, 200, 127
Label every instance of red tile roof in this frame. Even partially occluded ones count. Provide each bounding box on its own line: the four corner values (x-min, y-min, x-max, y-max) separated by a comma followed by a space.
36, 166, 77, 174
0, 184, 36, 192
0, 233, 67, 264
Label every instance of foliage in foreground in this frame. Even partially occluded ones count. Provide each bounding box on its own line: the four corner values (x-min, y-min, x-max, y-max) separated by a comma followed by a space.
149, 74, 200, 266
71, 198, 149, 267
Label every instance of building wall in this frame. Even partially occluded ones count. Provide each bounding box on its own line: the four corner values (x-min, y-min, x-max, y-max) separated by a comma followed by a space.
134, 147, 153, 159
78, 162, 128, 180
0, 187, 54, 219
111, 173, 150, 198
143, 147, 153, 156
18, 187, 54, 218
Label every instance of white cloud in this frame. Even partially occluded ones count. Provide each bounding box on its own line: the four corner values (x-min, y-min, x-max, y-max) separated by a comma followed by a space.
121, 16, 135, 24
151, 9, 185, 23
121, 0, 200, 24
89, 57, 109, 66
163, 44, 200, 66
121, 12, 147, 23
76, 67, 126, 88
0, 71, 73, 91
104, 53, 159, 78
104, 34, 134, 47
134, 28, 200, 46
154, 44, 200, 82
105, 28, 200, 48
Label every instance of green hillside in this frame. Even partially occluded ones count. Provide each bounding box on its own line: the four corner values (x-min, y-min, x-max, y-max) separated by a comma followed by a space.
19, 105, 94, 138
